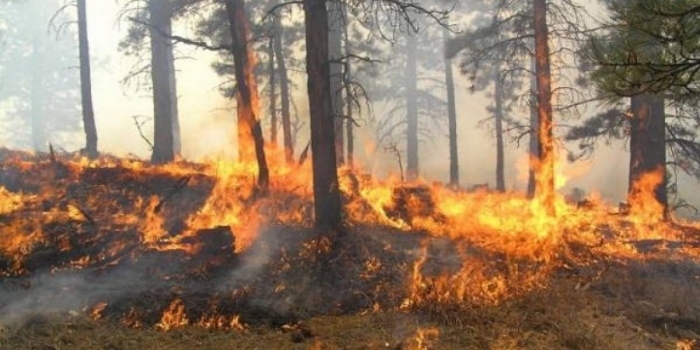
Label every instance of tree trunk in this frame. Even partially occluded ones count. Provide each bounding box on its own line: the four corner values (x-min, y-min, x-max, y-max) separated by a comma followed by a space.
444, 30, 459, 188
328, 0, 344, 165
628, 94, 667, 218
268, 36, 277, 147
224, 0, 269, 190
303, 0, 342, 230
148, 0, 175, 164
346, 98, 354, 169
344, 58, 354, 170
527, 54, 538, 198
77, 0, 98, 159
166, 28, 181, 157
494, 65, 506, 192
533, 0, 555, 213
406, 34, 419, 181
272, 15, 294, 164
343, 4, 354, 169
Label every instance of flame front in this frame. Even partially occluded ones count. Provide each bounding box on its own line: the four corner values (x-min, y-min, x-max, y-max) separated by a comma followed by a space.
0, 148, 697, 334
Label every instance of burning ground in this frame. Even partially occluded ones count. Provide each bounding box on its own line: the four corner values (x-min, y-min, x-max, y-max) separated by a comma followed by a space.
1, 149, 700, 349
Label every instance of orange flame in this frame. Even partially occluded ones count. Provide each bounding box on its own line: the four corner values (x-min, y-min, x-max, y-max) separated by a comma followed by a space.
156, 299, 189, 331
628, 167, 666, 224
0, 147, 696, 313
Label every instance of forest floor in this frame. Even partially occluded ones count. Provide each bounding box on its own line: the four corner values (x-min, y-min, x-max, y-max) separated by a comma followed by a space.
1, 149, 700, 350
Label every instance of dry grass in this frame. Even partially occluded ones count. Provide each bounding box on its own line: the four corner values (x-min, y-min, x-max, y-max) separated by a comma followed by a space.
0, 272, 694, 350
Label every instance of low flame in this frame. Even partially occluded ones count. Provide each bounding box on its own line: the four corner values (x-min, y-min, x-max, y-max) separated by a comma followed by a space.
628, 167, 666, 225
196, 314, 246, 331
155, 299, 189, 331
408, 327, 440, 350
0, 148, 696, 332
89, 302, 108, 321
153, 298, 246, 332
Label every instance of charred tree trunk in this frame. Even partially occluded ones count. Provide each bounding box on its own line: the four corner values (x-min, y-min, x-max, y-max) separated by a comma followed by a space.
344, 57, 354, 170
494, 65, 506, 192
303, 0, 342, 230
628, 94, 667, 218
346, 96, 354, 169
328, 0, 344, 165
527, 54, 538, 198
148, 0, 175, 164
272, 15, 294, 164
343, 5, 354, 169
166, 30, 181, 157
444, 31, 459, 187
533, 0, 555, 213
268, 36, 277, 147
224, 0, 269, 190
406, 34, 419, 181
77, 0, 98, 159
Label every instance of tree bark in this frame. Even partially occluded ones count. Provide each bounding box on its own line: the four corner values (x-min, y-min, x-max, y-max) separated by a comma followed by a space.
343, 4, 354, 169
328, 0, 344, 165
444, 30, 459, 187
77, 0, 98, 159
527, 54, 538, 198
303, 0, 342, 230
628, 94, 667, 218
406, 34, 419, 181
166, 27, 181, 157
224, 0, 269, 190
272, 15, 294, 164
346, 96, 354, 169
344, 59, 354, 170
148, 0, 175, 164
268, 35, 277, 147
494, 65, 506, 192
533, 0, 555, 213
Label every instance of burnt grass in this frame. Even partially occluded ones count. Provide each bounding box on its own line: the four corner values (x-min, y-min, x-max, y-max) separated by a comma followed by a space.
2, 149, 700, 349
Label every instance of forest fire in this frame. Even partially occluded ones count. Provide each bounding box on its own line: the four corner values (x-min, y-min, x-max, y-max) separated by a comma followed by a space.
2, 148, 699, 343
0, 148, 691, 273
5, 0, 700, 346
